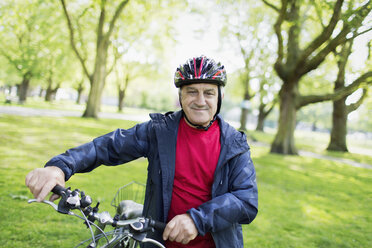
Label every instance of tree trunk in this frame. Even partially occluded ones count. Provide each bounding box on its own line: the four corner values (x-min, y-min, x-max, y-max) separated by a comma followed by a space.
326, 36, 352, 152
118, 74, 129, 112
45, 88, 58, 102
39, 88, 44, 97
45, 86, 53, 102
239, 84, 252, 131
270, 82, 298, 154
255, 104, 266, 131
45, 78, 59, 102
18, 72, 31, 104
83, 77, 103, 118
76, 80, 84, 104
83, 42, 108, 118
327, 96, 348, 151
239, 107, 249, 131
311, 122, 317, 132
118, 90, 125, 112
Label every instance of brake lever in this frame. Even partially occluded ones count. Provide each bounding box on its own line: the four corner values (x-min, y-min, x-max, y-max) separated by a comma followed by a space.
141, 237, 166, 248
28, 199, 58, 211
27, 199, 73, 215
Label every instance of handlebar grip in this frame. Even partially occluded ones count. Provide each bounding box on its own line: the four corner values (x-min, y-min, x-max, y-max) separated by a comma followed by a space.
150, 219, 167, 232
52, 184, 66, 196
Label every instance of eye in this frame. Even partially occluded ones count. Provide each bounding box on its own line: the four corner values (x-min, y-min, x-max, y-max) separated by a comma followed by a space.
187, 90, 198, 95
205, 91, 216, 96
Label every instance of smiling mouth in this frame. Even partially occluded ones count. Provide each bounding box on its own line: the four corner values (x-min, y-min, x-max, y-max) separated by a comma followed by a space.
192, 108, 208, 111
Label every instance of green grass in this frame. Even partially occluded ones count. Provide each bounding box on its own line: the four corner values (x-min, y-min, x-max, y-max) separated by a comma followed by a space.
248, 129, 372, 165
1, 114, 371, 247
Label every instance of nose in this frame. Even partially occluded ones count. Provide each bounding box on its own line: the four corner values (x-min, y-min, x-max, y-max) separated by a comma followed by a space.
195, 92, 206, 105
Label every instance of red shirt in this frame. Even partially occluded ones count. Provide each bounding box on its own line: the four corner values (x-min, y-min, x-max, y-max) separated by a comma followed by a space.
166, 117, 221, 248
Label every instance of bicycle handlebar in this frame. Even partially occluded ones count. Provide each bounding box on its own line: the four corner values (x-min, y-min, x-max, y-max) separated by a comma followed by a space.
49, 184, 166, 231
150, 219, 167, 232
51, 184, 66, 196
29, 184, 166, 248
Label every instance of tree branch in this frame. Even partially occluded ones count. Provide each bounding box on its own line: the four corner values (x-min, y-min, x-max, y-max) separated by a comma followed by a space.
299, 0, 371, 76
263, 98, 277, 118
312, 1, 326, 28
76, 7, 91, 62
105, 0, 130, 43
347, 87, 369, 113
345, 27, 372, 43
300, 0, 344, 64
60, 0, 91, 80
97, 0, 106, 50
261, 0, 280, 12
273, 0, 288, 79
297, 71, 372, 109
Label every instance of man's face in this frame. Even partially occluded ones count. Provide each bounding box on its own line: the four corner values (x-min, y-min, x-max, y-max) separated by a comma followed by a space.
180, 83, 219, 127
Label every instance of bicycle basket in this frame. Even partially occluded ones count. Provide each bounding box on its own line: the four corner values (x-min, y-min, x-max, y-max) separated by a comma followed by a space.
111, 181, 146, 209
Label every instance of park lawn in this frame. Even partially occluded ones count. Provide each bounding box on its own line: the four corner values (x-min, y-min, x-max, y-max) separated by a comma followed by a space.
0, 115, 371, 247
250, 129, 372, 165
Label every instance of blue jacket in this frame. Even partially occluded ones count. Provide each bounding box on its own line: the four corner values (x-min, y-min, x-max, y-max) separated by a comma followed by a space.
45, 110, 258, 247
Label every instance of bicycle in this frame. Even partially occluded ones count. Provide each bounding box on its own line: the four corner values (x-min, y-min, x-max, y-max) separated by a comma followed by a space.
28, 181, 166, 248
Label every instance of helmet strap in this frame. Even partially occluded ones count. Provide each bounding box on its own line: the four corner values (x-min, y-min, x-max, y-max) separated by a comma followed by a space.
182, 110, 217, 131
215, 86, 222, 117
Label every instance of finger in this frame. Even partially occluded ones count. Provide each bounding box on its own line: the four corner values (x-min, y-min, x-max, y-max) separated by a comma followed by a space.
168, 228, 180, 242
49, 193, 61, 202
28, 173, 44, 199
162, 221, 175, 241
181, 238, 190, 245
168, 219, 184, 242
25, 171, 33, 187
175, 233, 185, 243
37, 180, 56, 202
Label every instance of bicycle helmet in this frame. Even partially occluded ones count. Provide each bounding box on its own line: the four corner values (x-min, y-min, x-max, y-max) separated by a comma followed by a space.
174, 55, 227, 130
174, 55, 227, 88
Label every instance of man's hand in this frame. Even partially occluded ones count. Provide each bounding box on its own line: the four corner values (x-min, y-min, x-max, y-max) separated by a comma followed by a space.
162, 213, 198, 245
25, 166, 65, 202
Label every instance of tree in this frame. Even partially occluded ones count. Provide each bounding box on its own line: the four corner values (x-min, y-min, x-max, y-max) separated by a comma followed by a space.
74, 69, 87, 105
0, 1, 54, 103
61, 0, 184, 118
60, 0, 131, 118
0, 1, 75, 103
262, 0, 372, 154
220, 0, 277, 131
256, 79, 278, 131
327, 38, 371, 152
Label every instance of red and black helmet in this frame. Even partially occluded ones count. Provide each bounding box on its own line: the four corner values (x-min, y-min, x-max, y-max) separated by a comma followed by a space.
174, 55, 227, 88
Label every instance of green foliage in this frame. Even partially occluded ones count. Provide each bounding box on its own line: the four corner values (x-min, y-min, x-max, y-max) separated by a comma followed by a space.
1, 115, 371, 247
0, 0, 78, 91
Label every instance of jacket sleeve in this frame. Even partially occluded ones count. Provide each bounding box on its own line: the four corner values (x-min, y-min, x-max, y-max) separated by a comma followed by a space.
187, 150, 258, 235
44, 121, 151, 181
